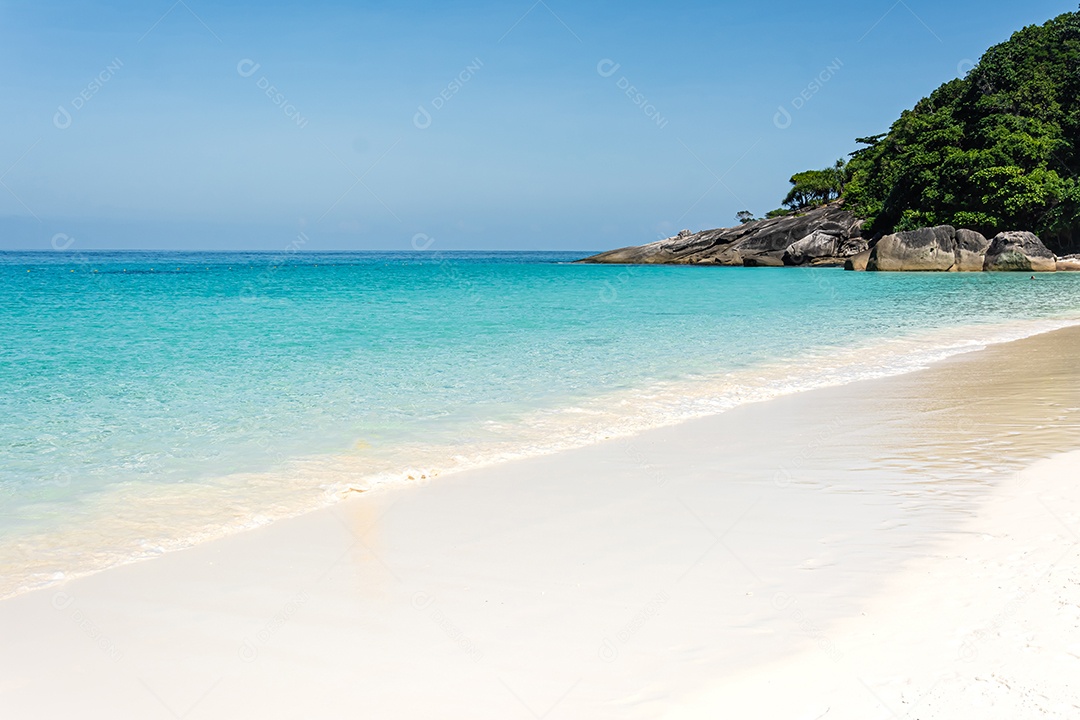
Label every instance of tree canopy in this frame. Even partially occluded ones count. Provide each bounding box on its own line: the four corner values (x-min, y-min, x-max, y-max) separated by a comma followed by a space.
841, 9, 1080, 252
782, 161, 847, 211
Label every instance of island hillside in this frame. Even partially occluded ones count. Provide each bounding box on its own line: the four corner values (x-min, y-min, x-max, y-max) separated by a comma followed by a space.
580, 9, 1080, 272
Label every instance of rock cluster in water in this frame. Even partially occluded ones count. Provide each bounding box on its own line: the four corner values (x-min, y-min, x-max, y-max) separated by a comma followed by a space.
577, 204, 1076, 272
849, 226, 1058, 272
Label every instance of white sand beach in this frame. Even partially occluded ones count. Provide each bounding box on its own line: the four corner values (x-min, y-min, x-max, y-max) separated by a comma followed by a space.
2, 327, 1079, 719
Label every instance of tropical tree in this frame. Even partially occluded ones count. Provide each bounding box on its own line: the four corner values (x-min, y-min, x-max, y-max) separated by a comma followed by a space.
781, 160, 848, 210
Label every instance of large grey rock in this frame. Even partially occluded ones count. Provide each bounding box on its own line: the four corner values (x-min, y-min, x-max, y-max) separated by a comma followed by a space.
783, 231, 838, 265
868, 226, 958, 271
577, 203, 863, 266
983, 231, 1057, 272
836, 237, 870, 257
844, 248, 872, 271
866, 226, 990, 272
954, 229, 990, 271
782, 231, 869, 266
743, 254, 785, 267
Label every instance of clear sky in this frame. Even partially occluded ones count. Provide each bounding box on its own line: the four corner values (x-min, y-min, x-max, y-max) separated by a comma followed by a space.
0, 0, 1075, 250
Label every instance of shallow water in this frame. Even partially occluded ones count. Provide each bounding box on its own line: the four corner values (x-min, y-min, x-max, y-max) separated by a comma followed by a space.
2, 250, 1080, 595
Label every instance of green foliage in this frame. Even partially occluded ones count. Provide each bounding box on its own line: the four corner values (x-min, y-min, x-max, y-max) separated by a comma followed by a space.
736, 210, 757, 224
843, 10, 1080, 251
781, 160, 848, 210
765, 208, 792, 218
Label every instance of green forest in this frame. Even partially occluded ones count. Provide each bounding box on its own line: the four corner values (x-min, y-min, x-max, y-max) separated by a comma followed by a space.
775, 9, 1080, 253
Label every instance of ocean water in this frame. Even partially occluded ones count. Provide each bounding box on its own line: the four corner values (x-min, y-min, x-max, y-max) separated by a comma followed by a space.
2, 250, 1080, 596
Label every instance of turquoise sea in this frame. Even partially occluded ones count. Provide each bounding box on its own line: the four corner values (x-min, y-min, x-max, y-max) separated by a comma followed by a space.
3, 250, 1080, 596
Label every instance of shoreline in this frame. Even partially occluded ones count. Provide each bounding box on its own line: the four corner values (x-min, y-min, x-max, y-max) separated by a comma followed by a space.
2, 326, 1080, 717
4, 313, 1080, 601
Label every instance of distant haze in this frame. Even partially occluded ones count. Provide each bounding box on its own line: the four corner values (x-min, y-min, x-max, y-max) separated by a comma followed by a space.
0, 0, 1072, 250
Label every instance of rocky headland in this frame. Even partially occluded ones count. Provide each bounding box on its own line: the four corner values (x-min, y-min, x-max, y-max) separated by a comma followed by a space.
577, 204, 1077, 272
577, 203, 866, 268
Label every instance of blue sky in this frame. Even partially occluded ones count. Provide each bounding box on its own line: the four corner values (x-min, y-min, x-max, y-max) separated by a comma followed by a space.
0, 0, 1075, 250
